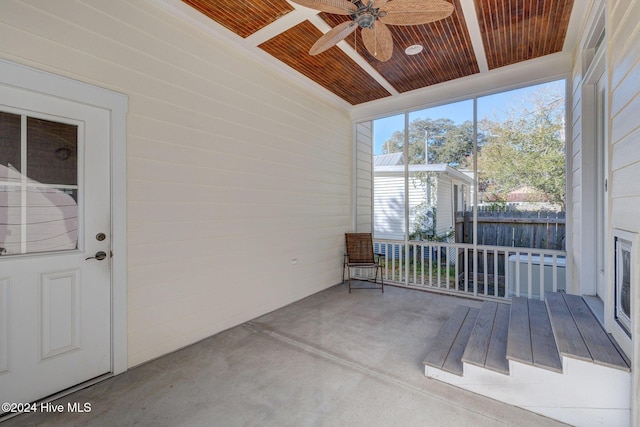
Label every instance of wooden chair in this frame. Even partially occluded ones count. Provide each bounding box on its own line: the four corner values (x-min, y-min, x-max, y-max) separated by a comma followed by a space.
343, 233, 384, 293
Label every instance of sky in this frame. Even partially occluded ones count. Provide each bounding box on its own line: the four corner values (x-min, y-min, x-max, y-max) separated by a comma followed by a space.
372, 79, 565, 155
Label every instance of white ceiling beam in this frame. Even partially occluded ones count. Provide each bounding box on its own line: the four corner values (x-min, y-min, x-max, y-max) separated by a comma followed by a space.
245, 4, 316, 46
459, 0, 489, 73
307, 15, 399, 96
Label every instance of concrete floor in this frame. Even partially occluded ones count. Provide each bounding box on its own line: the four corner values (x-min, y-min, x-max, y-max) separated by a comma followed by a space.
3, 283, 567, 426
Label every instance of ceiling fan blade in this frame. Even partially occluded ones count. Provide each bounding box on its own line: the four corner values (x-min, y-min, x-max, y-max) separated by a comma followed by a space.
310, 20, 358, 55
289, 0, 357, 15
361, 21, 393, 62
372, 0, 389, 7
379, 0, 454, 26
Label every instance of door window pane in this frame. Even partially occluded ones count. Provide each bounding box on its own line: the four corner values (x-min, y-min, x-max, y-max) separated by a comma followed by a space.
27, 117, 77, 185
0, 111, 21, 174
26, 187, 78, 253
0, 112, 78, 256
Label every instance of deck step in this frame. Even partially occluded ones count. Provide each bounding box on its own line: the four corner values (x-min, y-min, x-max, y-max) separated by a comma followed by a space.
545, 292, 591, 361
546, 292, 630, 371
506, 297, 532, 364
423, 305, 479, 376
529, 299, 563, 372
462, 301, 510, 375
507, 297, 562, 372
425, 292, 632, 427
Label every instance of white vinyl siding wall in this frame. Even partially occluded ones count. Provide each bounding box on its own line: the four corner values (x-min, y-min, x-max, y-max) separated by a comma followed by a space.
608, 1, 640, 423
0, 0, 351, 367
373, 171, 463, 241
571, 0, 640, 423
435, 177, 453, 237
609, 0, 640, 234
373, 174, 406, 240
355, 122, 373, 232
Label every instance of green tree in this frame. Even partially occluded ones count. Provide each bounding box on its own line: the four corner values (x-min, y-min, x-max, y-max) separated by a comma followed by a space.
381, 118, 476, 167
477, 88, 565, 208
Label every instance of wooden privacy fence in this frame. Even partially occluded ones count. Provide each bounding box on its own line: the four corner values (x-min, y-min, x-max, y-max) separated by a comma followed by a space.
455, 210, 566, 250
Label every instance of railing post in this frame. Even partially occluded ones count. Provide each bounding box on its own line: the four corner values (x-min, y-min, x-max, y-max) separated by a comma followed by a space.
527, 252, 533, 299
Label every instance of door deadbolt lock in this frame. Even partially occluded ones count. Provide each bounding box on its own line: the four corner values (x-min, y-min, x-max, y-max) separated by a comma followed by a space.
86, 251, 107, 261
96, 233, 106, 241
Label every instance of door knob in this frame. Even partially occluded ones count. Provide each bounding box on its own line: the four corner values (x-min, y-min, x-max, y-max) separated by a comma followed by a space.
85, 251, 107, 261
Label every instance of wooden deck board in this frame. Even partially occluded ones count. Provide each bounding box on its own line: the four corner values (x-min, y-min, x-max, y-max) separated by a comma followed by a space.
528, 299, 563, 372
545, 292, 591, 361
462, 302, 498, 367
443, 308, 479, 376
423, 305, 470, 369
485, 303, 510, 375
506, 297, 533, 364
563, 294, 630, 371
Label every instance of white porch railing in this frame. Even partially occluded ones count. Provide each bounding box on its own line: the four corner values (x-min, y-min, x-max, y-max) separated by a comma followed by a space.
364, 239, 567, 301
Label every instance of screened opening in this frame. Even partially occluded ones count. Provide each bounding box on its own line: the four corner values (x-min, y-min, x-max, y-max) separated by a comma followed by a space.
367, 80, 566, 298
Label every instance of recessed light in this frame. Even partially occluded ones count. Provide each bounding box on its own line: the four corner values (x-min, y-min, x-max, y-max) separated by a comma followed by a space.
405, 44, 424, 55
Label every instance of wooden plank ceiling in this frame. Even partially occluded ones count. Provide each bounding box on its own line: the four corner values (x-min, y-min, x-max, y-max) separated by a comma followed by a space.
475, 0, 575, 69
181, 0, 574, 106
259, 21, 391, 105
182, 0, 294, 38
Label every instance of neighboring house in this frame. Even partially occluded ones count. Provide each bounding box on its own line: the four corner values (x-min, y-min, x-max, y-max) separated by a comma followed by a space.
477, 185, 561, 211
507, 185, 550, 203
373, 153, 472, 241
505, 185, 561, 211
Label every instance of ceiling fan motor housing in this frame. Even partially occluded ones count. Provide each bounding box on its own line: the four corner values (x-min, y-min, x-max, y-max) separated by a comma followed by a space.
352, 1, 382, 29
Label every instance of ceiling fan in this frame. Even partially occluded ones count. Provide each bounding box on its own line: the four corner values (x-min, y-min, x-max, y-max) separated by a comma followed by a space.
290, 0, 455, 62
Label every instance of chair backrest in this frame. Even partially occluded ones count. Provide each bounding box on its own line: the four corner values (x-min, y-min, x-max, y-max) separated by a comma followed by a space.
345, 233, 375, 264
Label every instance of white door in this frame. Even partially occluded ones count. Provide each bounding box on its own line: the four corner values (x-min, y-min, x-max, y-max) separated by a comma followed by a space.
0, 84, 111, 406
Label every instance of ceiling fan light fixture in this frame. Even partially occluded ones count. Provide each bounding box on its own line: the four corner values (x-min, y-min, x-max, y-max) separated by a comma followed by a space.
405, 44, 424, 55
356, 13, 376, 28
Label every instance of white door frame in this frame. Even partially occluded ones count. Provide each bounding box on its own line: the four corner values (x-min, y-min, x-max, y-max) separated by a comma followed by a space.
581, 46, 606, 298
578, 1, 606, 299
0, 59, 128, 376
